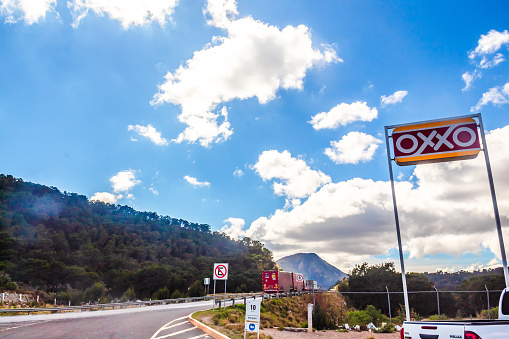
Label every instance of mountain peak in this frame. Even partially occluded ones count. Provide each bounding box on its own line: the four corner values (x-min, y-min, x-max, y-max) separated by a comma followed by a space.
276, 253, 348, 289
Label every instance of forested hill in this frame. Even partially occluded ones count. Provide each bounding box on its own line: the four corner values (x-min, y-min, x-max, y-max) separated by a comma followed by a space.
0, 174, 276, 302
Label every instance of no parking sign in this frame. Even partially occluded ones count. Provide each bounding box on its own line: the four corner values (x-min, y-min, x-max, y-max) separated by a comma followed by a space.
213, 263, 228, 280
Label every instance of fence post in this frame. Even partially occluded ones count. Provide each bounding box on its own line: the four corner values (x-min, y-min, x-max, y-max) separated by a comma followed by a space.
386, 286, 392, 324
433, 286, 440, 317
485, 285, 491, 319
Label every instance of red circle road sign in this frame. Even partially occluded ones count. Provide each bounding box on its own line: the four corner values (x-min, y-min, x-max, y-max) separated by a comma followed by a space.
214, 263, 228, 280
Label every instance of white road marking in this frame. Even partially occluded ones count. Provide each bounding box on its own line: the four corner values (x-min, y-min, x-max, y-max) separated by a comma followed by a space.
155, 326, 195, 338
150, 316, 188, 339
187, 334, 209, 339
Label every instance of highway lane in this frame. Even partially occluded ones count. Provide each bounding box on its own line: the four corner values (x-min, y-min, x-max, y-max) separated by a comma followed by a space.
0, 300, 221, 339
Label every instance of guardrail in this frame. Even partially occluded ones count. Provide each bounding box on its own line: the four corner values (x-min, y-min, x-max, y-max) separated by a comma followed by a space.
0, 291, 309, 315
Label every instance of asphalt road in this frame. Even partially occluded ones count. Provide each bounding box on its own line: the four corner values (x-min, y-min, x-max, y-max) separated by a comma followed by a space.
0, 300, 218, 339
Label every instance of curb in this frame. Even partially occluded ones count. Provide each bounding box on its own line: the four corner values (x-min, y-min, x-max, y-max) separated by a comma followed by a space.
188, 313, 230, 339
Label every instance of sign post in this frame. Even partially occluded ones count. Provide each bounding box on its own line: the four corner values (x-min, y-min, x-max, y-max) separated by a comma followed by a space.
385, 114, 509, 321
213, 263, 228, 311
204, 277, 210, 297
244, 298, 261, 339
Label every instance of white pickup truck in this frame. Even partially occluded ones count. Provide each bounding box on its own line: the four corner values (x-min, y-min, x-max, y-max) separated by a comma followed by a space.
402, 287, 509, 339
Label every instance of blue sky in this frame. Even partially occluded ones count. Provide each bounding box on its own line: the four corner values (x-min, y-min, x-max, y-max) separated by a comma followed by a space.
1, 0, 509, 273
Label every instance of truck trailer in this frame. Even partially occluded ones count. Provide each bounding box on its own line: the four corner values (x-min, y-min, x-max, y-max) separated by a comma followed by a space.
262, 270, 304, 293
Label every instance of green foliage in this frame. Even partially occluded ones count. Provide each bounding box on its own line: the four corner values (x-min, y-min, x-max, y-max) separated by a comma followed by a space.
83, 282, 106, 302
0, 272, 18, 291
188, 280, 203, 297
455, 274, 505, 317
428, 314, 448, 320
153, 287, 170, 300
480, 307, 498, 319
313, 303, 336, 330
171, 290, 184, 299
347, 305, 389, 329
0, 174, 277, 300
375, 322, 395, 333
340, 262, 437, 318
121, 287, 136, 301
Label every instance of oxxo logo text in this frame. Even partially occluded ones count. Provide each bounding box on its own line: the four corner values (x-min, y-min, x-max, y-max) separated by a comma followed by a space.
391, 118, 481, 166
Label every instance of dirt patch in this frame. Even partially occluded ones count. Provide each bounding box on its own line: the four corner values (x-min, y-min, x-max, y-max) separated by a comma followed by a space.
261, 328, 400, 338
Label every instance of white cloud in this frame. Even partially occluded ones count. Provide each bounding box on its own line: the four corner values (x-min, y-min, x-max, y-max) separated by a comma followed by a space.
463, 30, 509, 88
184, 175, 211, 188
380, 90, 408, 107
462, 70, 481, 92
67, 0, 178, 29
233, 168, 244, 177
241, 124, 509, 272
128, 124, 168, 146
309, 101, 378, 130
324, 131, 382, 164
90, 192, 120, 204
471, 82, 509, 112
0, 0, 56, 24
110, 169, 141, 193
479, 53, 505, 69
253, 150, 331, 199
220, 217, 246, 239
152, 0, 341, 147
469, 30, 509, 60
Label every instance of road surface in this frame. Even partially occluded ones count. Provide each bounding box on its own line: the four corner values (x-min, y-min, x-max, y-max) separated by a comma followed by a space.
0, 300, 218, 339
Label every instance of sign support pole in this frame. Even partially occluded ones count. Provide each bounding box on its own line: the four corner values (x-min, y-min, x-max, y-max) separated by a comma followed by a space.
224, 280, 227, 309
385, 126, 411, 322
477, 113, 509, 287
213, 279, 216, 312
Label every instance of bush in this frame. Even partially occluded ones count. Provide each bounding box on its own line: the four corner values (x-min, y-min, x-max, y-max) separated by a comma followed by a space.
428, 314, 448, 320
480, 307, 498, 319
313, 303, 336, 330
153, 287, 170, 300
188, 280, 203, 297
375, 322, 395, 333
121, 287, 136, 301
83, 282, 106, 302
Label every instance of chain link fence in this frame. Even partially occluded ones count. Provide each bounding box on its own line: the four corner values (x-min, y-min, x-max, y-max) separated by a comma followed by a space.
334, 289, 503, 320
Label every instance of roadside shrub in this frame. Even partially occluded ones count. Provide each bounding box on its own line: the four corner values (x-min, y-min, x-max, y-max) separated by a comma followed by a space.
375, 322, 395, 333
153, 287, 171, 300
313, 303, 336, 330
428, 314, 448, 320
479, 307, 498, 319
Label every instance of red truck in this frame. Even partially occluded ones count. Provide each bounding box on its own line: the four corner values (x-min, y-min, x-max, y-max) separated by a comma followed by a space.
262, 270, 305, 293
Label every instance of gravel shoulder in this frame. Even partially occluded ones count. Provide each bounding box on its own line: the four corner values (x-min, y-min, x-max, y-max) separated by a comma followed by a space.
261, 328, 400, 338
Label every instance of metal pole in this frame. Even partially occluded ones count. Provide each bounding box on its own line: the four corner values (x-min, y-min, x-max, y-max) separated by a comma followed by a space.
477, 113, 509, 287
433, 286, 440, 317
385, 126, 411, 322
213, 279, 216, 311
386, 286, 392, 324
485, 285, 491, 319
224, 280, 227, 309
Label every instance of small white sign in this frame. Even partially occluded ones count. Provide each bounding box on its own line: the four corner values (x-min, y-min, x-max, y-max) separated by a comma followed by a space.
245, 298, 261, 335
245, 321, 259, 333
213, 263, 228, 280
204, 278, 210, 285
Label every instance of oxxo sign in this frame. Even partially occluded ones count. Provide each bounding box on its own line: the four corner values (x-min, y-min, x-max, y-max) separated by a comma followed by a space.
392, 118, 481, 166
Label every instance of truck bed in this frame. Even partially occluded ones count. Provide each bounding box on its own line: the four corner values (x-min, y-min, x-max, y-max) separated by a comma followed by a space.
403, 319, 509, 339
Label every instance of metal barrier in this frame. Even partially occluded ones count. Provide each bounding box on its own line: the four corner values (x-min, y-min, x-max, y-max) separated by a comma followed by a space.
0, 293, 263, 315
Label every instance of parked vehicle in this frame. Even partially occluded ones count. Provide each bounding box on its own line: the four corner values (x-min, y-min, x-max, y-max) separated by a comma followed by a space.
402, 287, 509, 339
262, 270, 305, 293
